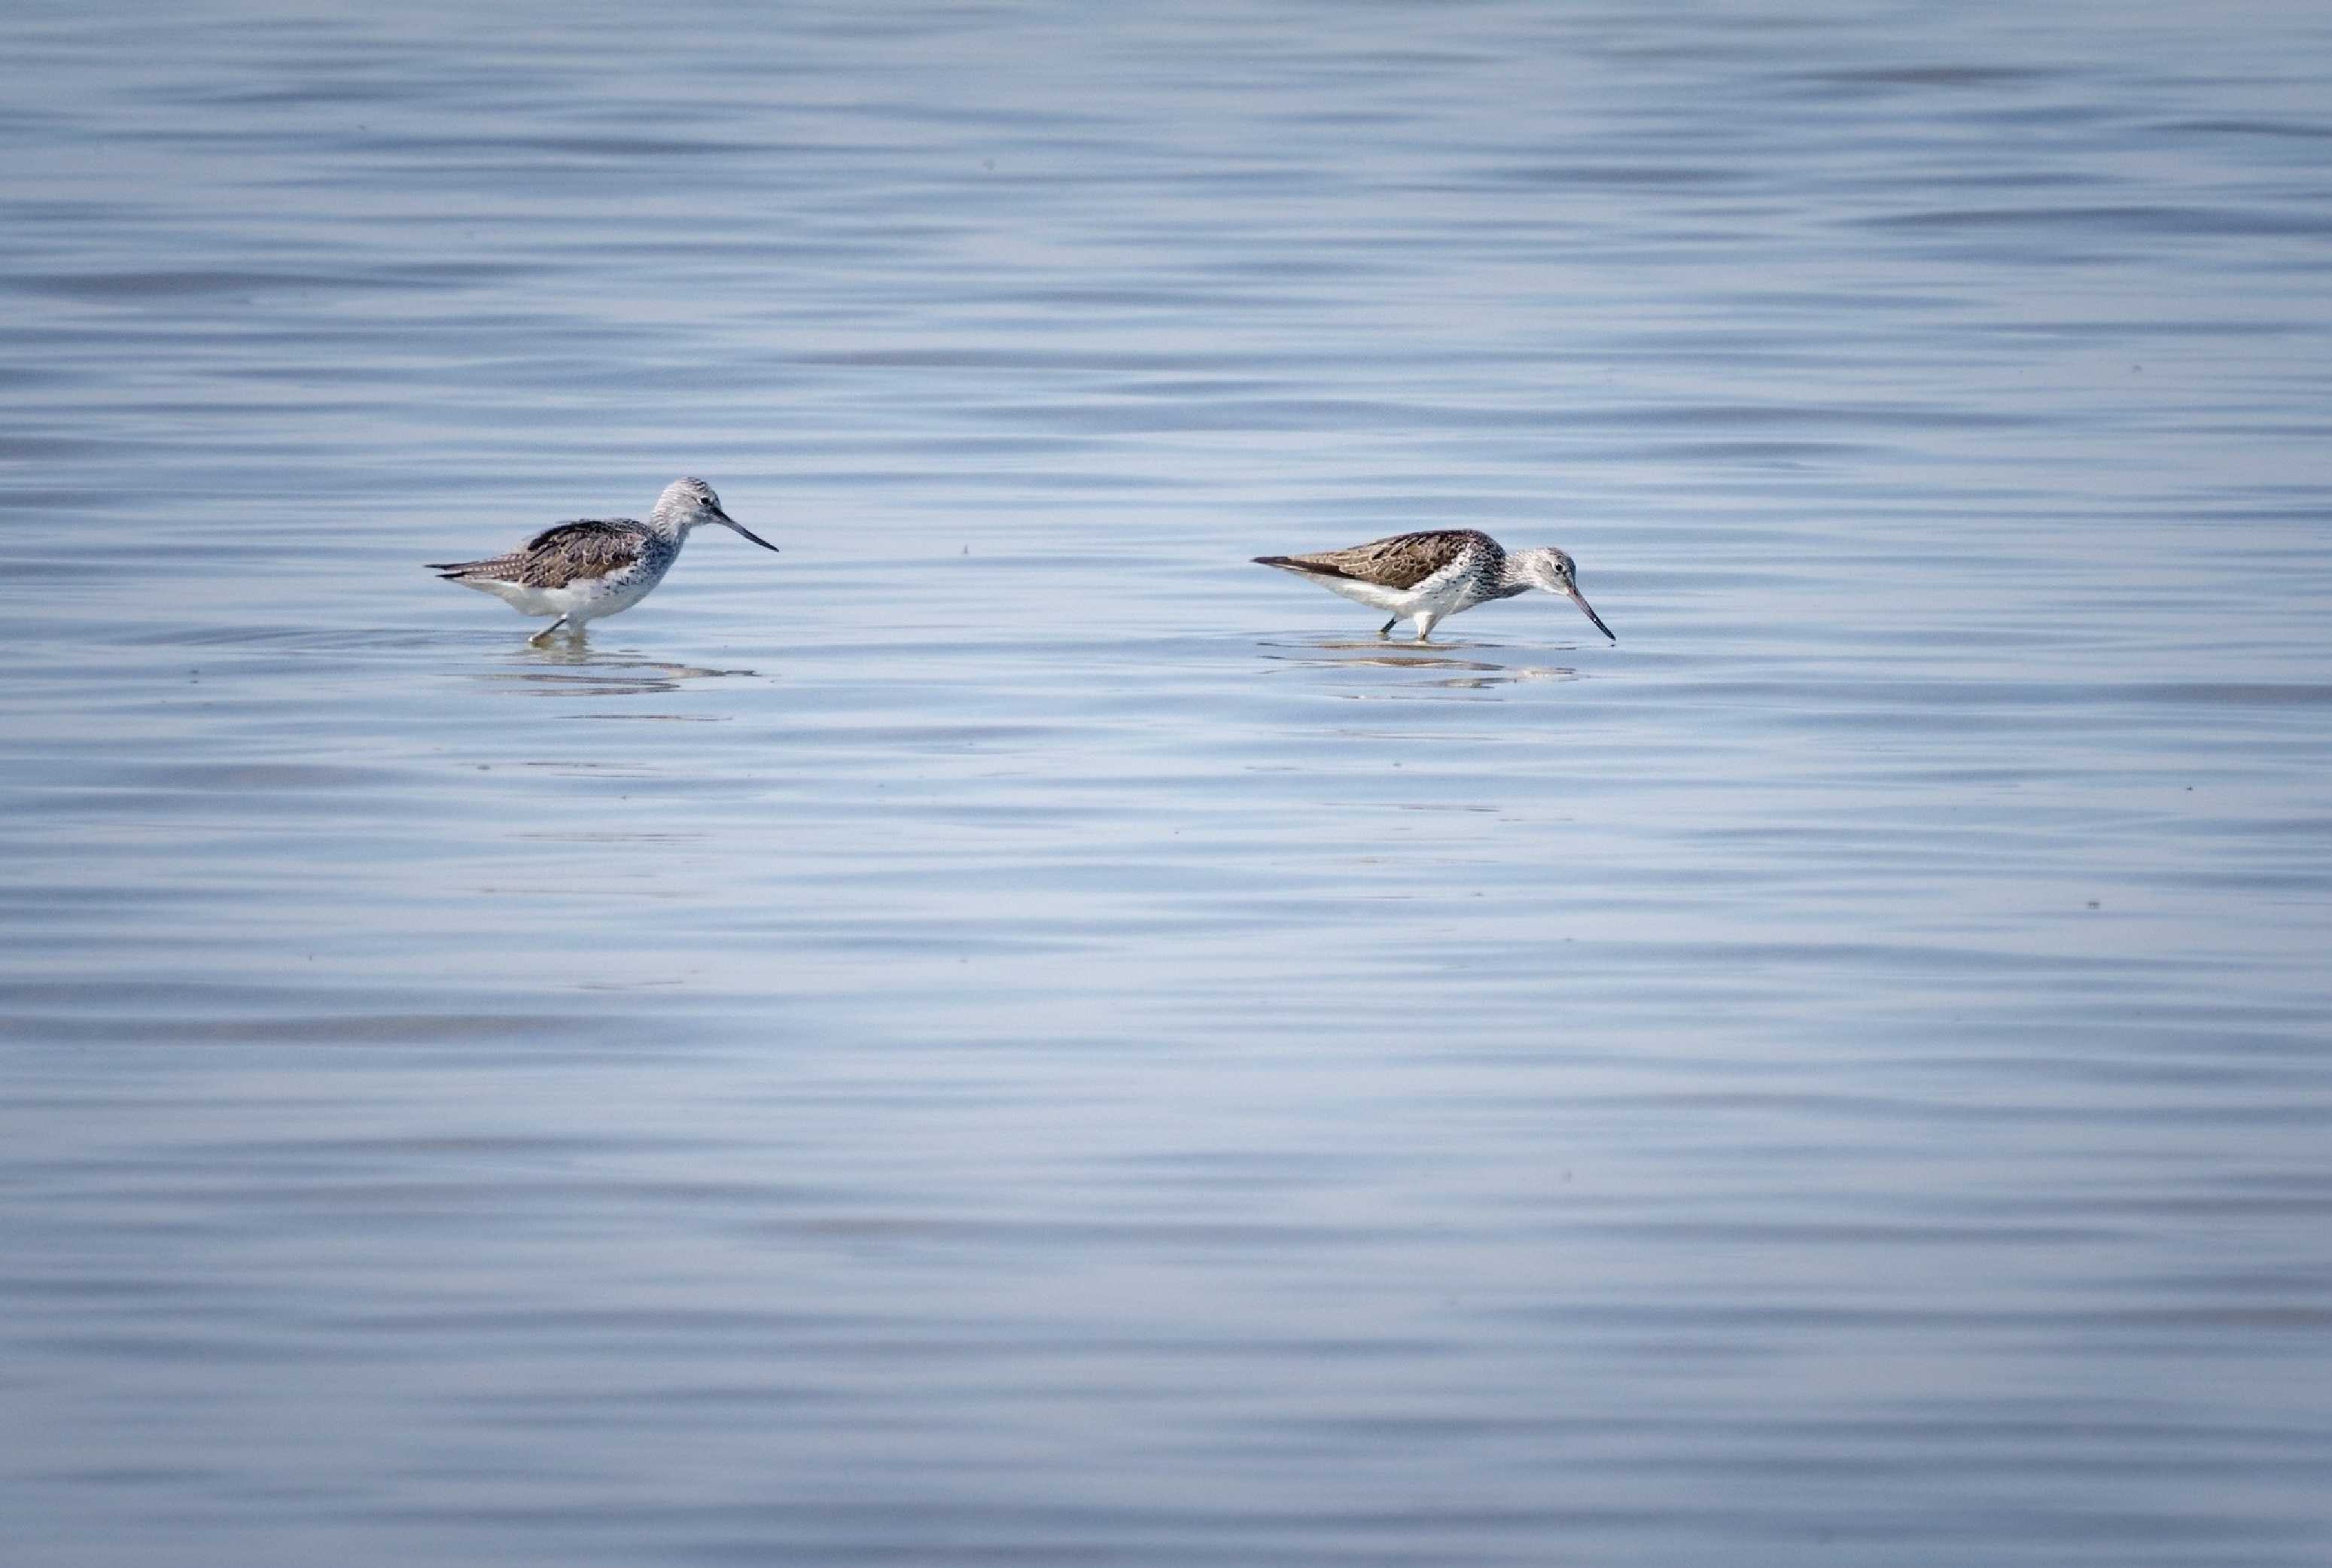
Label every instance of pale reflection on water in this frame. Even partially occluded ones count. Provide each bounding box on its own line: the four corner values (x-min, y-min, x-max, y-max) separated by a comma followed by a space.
1259, 638, 1586, 689
477, 644, 766, 699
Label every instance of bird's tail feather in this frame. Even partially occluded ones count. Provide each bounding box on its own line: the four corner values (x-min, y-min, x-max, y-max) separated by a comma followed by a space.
426, 558, 501, 578
1255, 554, 1347, 578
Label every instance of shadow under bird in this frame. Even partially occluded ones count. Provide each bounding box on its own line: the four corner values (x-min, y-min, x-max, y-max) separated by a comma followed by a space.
1254, 529, 1615, 644
427, 478, 776, 641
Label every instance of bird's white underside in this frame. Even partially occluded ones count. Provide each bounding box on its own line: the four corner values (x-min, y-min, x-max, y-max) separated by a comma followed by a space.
1283, 556, 1472, 615
458, 571, 661, 623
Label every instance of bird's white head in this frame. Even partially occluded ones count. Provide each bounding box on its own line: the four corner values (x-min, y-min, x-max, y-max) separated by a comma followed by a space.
1510, 546, 1615, 642
652, 477, 778, 554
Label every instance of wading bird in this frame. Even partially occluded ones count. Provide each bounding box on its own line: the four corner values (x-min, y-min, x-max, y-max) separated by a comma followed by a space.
428, 478, 776, 641
1255, 529, 1614, 644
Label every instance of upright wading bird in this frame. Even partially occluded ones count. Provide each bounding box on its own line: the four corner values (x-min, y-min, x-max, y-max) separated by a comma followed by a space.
1254, 529, 1615, 644
428, 478, 776, 642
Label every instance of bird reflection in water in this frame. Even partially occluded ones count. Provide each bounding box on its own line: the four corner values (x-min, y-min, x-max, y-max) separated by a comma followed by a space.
1258, 637, 1582, 690
477, 639, 762, 699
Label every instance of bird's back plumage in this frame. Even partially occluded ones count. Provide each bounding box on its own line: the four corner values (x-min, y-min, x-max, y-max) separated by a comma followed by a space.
428, 519, 653, 587
1253, 529, 1493, 592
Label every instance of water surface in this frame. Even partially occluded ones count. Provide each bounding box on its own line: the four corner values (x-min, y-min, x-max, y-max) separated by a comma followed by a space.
5, 2, 2332, 1563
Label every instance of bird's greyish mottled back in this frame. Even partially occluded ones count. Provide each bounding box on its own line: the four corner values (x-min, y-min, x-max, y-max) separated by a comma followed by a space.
428, 478, 777, 642
452, 519, 657, 591
1254, 528, 1615, 644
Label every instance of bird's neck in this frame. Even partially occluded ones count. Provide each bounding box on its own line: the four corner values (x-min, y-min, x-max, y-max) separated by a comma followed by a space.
1488, 552, 1541, 601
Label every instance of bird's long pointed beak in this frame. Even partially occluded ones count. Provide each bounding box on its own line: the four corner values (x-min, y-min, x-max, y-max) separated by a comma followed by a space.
1566, 589, 1615, 642
714, 510, 779, 553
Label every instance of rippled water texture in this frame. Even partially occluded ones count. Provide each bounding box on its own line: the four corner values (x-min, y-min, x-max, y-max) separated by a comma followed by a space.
5, 2, 2332, 1563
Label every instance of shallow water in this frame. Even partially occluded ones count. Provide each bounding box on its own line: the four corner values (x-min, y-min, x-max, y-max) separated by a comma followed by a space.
5, 2, 2332, 1563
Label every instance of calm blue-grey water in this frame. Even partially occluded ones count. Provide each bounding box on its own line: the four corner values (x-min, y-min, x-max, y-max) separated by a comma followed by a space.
5, 1, 2332, 1563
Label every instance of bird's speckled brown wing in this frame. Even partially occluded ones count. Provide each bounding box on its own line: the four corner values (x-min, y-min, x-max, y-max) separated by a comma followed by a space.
430, 519, 648, 587
1256, 530, 1484, 591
